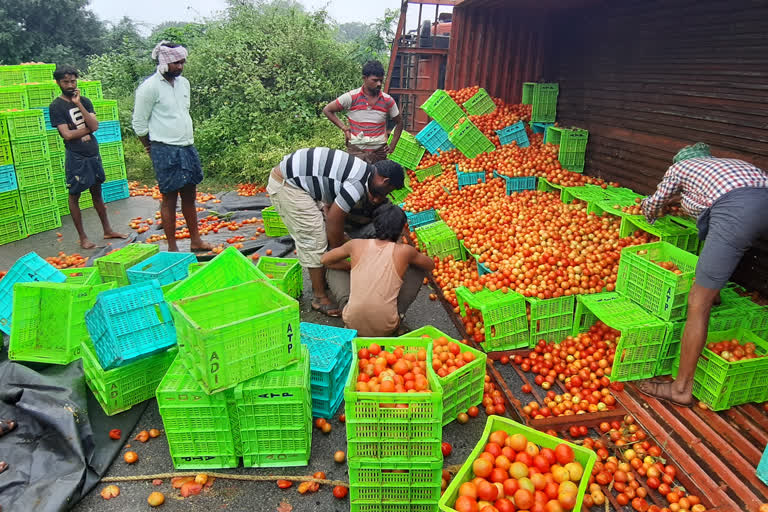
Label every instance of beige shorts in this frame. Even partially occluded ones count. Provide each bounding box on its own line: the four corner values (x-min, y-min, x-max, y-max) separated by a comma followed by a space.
266, 174, 327, 268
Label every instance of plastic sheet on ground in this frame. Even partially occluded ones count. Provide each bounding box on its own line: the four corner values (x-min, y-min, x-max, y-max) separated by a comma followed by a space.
0, 349, 147, 512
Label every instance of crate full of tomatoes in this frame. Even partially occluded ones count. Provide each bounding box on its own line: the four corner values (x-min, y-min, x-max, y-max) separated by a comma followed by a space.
439, 415, 595, 512
399, 325, 486, 426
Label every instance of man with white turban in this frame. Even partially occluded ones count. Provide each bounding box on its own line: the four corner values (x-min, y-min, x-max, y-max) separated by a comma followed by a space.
132, 41, 212, 252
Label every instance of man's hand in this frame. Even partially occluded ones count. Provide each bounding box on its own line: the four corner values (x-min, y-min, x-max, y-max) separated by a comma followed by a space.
71, 89, 81, 105
387, 143, 396, 155
144, 145, 151, 156
343, 128, 352, 143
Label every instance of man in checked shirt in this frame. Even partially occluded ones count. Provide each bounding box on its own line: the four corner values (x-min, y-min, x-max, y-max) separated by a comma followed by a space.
637, 143, 768, 406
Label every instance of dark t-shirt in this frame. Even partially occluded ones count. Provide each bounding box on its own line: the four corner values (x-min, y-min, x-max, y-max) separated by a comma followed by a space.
49, 96, 99, 157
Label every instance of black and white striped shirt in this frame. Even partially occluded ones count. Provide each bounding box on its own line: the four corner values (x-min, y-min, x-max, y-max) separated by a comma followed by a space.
278, 148, 372, 213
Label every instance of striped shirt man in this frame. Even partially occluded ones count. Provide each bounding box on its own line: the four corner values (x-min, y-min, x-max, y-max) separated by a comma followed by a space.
642, 157, 768, 222
278, 147, 372, 213
335, 87, 399, 149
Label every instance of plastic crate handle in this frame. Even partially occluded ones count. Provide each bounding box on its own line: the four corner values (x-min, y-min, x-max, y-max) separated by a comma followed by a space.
154, 301, 173, 324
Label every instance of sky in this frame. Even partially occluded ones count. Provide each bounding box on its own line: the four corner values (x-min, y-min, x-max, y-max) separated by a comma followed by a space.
88, 0, 407, 29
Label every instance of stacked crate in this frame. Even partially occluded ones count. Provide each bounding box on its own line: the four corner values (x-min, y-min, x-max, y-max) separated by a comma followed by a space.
92, 96, 129, 203
156, 247, 310, 468
546, 126, 589, 173
345, 337, 443, 511
0, 109, 26, 245
0, 109, 61, 236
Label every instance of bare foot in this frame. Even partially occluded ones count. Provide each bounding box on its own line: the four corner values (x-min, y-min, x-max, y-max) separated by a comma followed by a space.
79, 238, 99, 250
311, 297, 342, 317
190, 240, 214, 252
0, 461, 7, 475
636, 380, 692, 407
104, 231, 128, 240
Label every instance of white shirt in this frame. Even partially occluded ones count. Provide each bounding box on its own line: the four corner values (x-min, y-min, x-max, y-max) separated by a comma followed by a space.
132, 72, 194, 146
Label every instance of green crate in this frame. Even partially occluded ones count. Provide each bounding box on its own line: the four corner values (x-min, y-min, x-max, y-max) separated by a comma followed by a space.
0, 141, 12, 166
617, 242, 698, 321
102, 158, 127, 181
573, 292, 670, 382
604, 186, 643, 201
743, 301, 768, 339
455, 287, 530, 351
462, 88, 495, 116
91, 99, 119, 121
9, 281, 114, 365
448, 118, 495, 159
622, 216, 700, 253
0, 85, 29, 110
24, 83, 58, 109
77, 80, 103, 100
24, 207, 61, 235
0, 215, 27, 245
49, 152, 65, 177
345, 337, 443, 461
56, 190, 94, 216
236, 345, 312, 467
83, 340, 177, 416
414, 163, 443, 182
561, 184, 610, 209
0, 189, 22, 219
692, 328, 768, 410
255, 256, 303, 299
94, 243, 159, 286
547, 127, 589, 172
528, 295, 576, 344
415, 221, 463, 261
439, 415, 595, 512
522, 82, 559, 123
164, 246, 267, 302
2, 109, 46, 140
19, 185, 56, 212
45, 129, 64, 154
536, 177, 565, 195
420, 90, 466, 132
60, 266, 102, 285
22, 64, 56, 83
349, 459, 442, 504
10, 136, 49, 166
387, 184, 411, 204
171, 280, 301, 395
15, 159, 52, 190
262, 205, 289, 236
387, 131, 425, 170
98, 140, 124, 164
0, 66, 26, 86
399, 326, 486, 426
156, 356, 240, 468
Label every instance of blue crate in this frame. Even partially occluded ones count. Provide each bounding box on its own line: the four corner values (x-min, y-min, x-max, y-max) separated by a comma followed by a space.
493, 171, 537, 195
32, 107, 53, 131
415, 120, 455, 155
93, 121, 121, 144
496, 121, 530, 148
300, 322, 356, 417
313, 384, 345, 419
457, 164, 486, 190
0, 252, 65, 334
0, 164, 17, 193
102, 179, 129, 202
759, 444, 768, 486
530, 122, 555, 142
405, 208, 438, 231
85, 280, 177, 370
127, 252, 197, 286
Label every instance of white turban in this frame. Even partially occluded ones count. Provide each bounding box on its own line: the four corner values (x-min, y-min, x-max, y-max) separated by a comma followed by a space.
152, 40, 188, 74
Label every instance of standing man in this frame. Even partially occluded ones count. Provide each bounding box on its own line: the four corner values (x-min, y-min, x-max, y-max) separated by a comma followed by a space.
323, 60, 403, 164
637, 142, 768, 406
267, 148, 405, 316
50, 66, 127, 249
132, 41, 211, 252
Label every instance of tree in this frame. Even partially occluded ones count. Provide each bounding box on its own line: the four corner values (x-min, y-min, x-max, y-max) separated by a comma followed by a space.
0, 0, 106, 68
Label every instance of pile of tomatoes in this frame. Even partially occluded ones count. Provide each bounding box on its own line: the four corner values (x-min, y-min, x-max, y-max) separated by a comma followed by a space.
431, 335, 478, 377
45, 252, 87, 269
236, 183, 266, 196
452, 429, 584, 512
651, 260, 683, 275
354, 341, 431, 393
509, 322, 624, 418
128, 181, 219, 203
707, 338, 764, 362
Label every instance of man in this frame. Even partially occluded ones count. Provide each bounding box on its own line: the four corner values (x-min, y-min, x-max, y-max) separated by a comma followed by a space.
132, 41, 211, 252
267, 148, 405, 316
50, 66, 127, 249
323, 60, 403, 164
638, 142, 768, 406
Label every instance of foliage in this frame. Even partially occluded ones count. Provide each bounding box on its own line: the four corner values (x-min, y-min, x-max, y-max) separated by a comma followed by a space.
335, 10, 399, 67
0, 0, 106, 69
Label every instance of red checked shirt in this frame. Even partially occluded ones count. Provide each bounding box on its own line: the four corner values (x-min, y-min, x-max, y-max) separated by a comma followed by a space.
642, 157, 768, 222
335, 87, 399, 149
